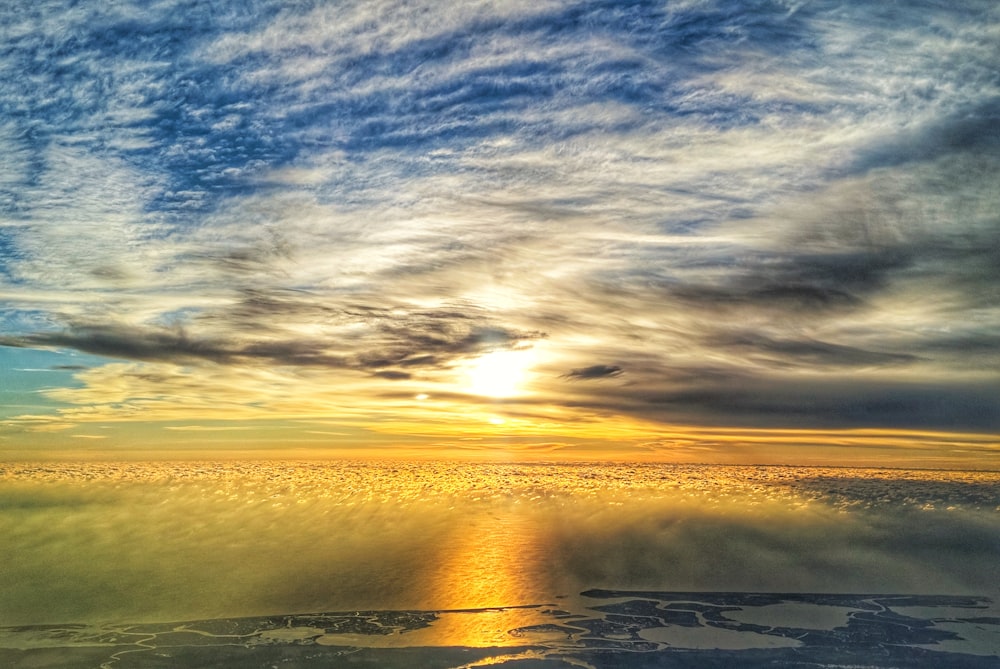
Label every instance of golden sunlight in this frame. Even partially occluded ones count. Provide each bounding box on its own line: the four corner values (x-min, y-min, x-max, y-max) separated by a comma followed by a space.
466, 349, 535, 398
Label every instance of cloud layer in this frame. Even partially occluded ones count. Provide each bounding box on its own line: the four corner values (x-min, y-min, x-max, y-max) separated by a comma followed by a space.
1, 0, 998, 458
3, 461, 998, 624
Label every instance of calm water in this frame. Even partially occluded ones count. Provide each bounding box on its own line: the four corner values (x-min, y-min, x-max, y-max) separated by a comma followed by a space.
1, 461, 998, 640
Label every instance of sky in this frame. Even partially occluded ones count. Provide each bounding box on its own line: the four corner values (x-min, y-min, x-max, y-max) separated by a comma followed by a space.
0, 0, 998, 466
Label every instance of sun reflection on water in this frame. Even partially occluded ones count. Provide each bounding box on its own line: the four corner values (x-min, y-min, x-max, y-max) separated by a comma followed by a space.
1, 460, 998, 644
407, 489, 558, 646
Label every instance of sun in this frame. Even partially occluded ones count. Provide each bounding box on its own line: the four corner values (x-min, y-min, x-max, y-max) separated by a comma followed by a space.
466, 349, 534, 398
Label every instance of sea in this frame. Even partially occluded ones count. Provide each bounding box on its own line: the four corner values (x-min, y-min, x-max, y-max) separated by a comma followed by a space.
1, 460, 998, 668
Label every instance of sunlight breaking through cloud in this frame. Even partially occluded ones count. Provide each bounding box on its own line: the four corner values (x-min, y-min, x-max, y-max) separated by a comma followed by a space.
0, 0, 998, 464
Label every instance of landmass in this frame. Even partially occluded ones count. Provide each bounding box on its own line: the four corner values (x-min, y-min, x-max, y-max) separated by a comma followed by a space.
1, 592, 996, 668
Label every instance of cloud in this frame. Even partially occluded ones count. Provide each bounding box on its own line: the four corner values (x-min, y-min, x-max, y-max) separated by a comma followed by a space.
4, 462, 997, 625
372, 370, 411, 381
1, 314, 543, 374
0, 0, 997, 452
564, 364, 624, 380
850, 98, 1000, 174
706, 333, 919, 369
617, 378, 1000, 431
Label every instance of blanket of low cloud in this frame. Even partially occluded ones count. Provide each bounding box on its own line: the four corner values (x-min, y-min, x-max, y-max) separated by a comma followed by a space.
2, 461, 998, 627
1, 0, 999, 460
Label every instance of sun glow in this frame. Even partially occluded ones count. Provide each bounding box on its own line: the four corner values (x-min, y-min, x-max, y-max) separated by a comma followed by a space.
466, 349, 535, 398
